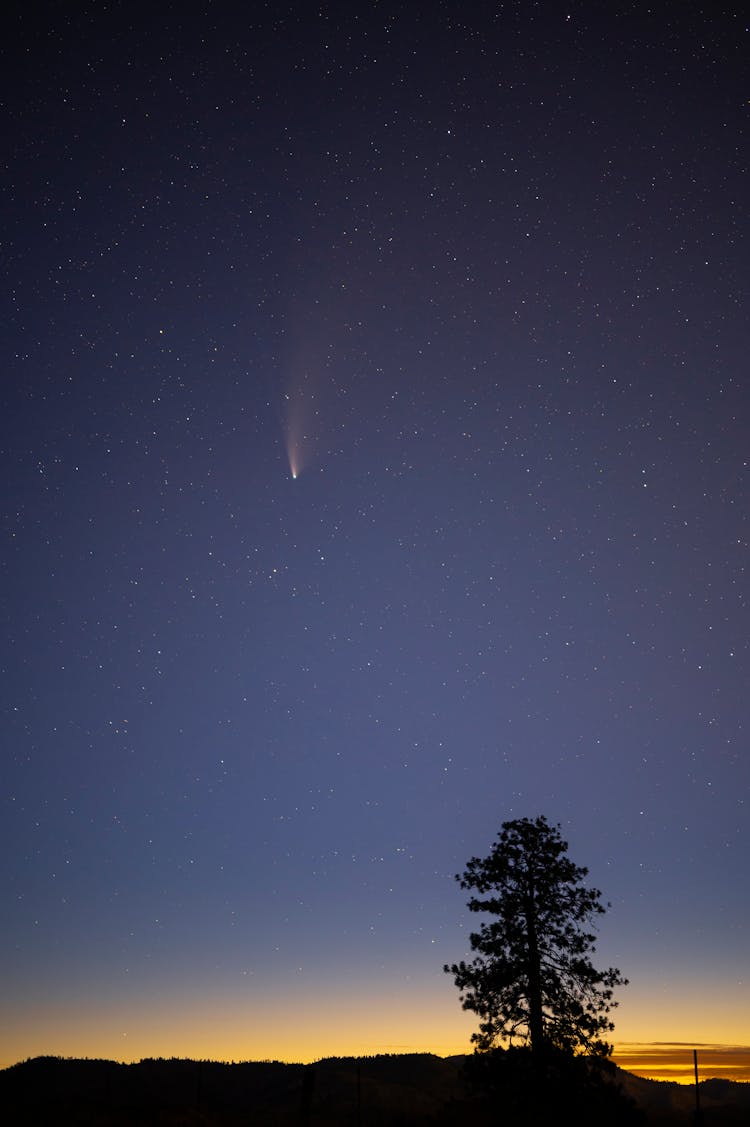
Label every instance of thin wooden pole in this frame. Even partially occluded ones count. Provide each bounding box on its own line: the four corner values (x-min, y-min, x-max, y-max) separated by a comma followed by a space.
356, 1061, 361, 1127
693, 1048, 702, 1123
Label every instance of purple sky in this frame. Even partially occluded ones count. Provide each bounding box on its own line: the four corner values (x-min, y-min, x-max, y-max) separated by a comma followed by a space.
2, 1, 747, 1067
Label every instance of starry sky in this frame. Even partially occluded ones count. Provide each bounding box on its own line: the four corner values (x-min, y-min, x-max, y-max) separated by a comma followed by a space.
2, 1, 748, 1075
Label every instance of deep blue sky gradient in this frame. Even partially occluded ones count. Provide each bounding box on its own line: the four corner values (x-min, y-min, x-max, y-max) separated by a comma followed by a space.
2, 1, 747, 1065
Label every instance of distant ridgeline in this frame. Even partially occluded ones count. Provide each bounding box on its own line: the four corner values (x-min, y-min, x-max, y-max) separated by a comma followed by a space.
2, 1053, 749, 1126
0, 1054, 464, 1126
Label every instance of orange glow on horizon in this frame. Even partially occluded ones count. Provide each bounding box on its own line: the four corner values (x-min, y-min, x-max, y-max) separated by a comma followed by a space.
5, 1031, 750, 1084
612, 1042, 750, 1084
3, 981, 748, 1082
0, 986, 478, 1070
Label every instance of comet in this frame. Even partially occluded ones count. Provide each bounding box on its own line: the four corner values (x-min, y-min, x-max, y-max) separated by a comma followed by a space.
283, 367, 328, 479
284, 389, 308, 480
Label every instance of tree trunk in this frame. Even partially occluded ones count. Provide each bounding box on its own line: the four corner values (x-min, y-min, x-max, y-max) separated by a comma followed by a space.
524, 895, 545, 1054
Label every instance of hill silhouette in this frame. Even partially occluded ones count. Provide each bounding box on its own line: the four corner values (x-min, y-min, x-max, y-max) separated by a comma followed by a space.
2, 1053, 749, 1125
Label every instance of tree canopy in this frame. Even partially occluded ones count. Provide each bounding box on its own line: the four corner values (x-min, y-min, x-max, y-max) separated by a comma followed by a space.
445, 815, 627, 1057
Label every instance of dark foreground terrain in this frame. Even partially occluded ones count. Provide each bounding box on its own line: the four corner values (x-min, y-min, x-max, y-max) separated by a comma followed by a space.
1, 1053, 748, 1125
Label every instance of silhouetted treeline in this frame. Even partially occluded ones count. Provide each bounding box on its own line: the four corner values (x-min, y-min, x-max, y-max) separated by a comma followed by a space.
0, 1054, 464, 1126
1, 1052, 748, 1125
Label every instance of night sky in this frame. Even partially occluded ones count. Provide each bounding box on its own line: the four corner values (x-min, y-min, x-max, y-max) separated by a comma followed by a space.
2, 2, 748, 1073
